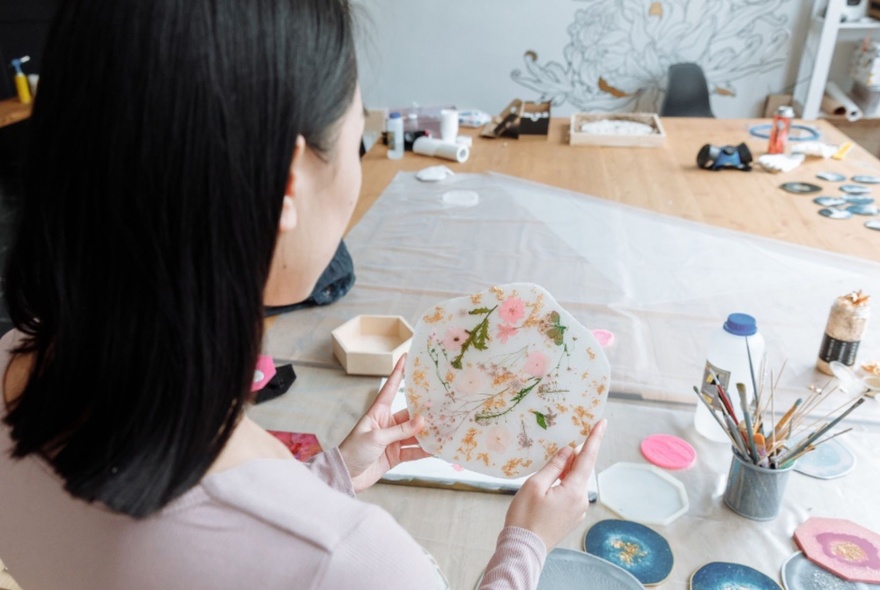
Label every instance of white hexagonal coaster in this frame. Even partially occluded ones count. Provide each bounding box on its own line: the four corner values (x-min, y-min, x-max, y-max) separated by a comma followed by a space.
598, 462, 689, 526
405, 283, 610, 479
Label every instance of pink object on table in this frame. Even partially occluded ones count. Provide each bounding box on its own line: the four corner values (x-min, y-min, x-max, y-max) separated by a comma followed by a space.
591, 329, 615, 347
640, 434, 697, 470
794, 517, 880, 583
251, 355, 276, 392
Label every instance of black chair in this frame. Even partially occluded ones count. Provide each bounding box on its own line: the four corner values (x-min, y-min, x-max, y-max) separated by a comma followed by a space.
660, 63, 714, 117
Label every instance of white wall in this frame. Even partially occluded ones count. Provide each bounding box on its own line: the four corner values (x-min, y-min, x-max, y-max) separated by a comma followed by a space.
354, 0, 812, 119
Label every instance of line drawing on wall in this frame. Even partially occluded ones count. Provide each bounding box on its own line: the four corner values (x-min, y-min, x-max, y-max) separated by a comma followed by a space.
511, 0, 794, 112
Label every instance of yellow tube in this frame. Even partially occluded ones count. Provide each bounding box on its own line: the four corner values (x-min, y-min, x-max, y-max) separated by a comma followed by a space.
14, 72, 32, 104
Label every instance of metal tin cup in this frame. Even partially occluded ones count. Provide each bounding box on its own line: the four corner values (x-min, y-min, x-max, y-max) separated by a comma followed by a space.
723, 449, 794, 521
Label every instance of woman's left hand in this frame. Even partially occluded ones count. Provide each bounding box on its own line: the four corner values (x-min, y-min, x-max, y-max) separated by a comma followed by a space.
339, 354, 431, 492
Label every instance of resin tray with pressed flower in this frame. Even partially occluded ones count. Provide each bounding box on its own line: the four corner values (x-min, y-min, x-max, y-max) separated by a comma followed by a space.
405, 283, 610, 479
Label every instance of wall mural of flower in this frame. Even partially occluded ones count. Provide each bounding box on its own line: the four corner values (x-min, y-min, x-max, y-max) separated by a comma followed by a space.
511, 0, 793, 112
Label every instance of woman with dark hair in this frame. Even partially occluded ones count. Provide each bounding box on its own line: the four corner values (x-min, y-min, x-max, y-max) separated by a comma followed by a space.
0, 0, 606, 588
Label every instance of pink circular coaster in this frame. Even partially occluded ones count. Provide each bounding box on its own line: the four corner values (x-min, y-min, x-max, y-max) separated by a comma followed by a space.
640, 434, 696, 470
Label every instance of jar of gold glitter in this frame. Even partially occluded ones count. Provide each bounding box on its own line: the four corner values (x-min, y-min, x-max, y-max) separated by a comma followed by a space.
817, 290, 871, 375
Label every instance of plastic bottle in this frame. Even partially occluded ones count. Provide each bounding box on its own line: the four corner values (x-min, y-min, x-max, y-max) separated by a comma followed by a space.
386, 112, 404, 160
10, 56, 32, 105
694, 313, 766, 443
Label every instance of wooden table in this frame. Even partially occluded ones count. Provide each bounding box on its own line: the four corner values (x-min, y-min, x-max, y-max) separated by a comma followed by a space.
253, 117, 880, 589
0, 98, 31, 129
354, 118, 880, 263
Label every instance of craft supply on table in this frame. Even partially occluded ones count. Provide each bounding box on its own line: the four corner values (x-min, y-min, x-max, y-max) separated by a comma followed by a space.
723, 446, 795, 520
597, 462, 689, 525
792, 435, 855, 479
853, 175, 880, 184
9, 56, 32, 105
439, 109, 458, 142
758, 153, 803, 173
404, 283, 610, 479
331, 314, 413, 376
640, 434, 696, 470
267, 431, 323, 461
769, 105, 794, 154
412, 136, 470, 163
794, 517, 880, 584
815, 196, 848, 207
867, 220, 880, 231
820, 208, 854, 220
781, 551, 880, 590
817, 291, 871, 375
386, 112, 404, 160
569, 112, 665, 147
481, 547, 644, 590
791, 141, 840, 159
841, 184, 872, 194
697, 143, 752, 171
690, 561, 781, 590
415, 165, 455, 182
748, 122, 821, 143
781, 181, 823, 194
818, 172, 847, 182
583, 519, 674, 586
694, 313, 766, 443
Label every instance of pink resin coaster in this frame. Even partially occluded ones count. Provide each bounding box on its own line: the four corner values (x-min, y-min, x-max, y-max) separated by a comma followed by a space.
640, 434, 697, 470
405, 283, 610, 479
794, 517, 880, 584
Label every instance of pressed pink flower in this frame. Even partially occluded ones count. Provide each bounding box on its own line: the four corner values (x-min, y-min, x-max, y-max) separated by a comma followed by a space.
498, 297, 526, 325
496, 323, 518, 344
456, 366, 488, 395
442, 327, 469, 352
524, 351, 550, 378
486, 425, 513, 453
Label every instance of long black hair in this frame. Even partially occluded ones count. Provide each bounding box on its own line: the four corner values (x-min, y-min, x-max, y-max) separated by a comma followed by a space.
3, 0, 357, 517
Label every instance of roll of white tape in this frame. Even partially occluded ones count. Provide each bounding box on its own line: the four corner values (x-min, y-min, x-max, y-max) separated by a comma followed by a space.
413, 137, 470, 163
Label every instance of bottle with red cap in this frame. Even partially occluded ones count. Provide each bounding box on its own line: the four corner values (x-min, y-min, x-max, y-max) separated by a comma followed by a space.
695, 313, 767, 442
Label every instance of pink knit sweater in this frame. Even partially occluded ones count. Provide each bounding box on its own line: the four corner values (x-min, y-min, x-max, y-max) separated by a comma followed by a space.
0, 330, 545, 589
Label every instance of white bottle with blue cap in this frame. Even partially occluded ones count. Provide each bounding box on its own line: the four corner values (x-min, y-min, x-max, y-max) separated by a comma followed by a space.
694, 313, 766, 443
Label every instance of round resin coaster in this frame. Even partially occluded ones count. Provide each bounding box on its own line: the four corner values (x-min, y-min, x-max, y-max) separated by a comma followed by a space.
405, 283, 610, 479
640, 434, 697, 470
690, 562, 781, 590
584, 519, 674, 586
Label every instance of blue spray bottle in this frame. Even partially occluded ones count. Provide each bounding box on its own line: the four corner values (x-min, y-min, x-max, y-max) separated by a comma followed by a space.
10, 56, 32, 105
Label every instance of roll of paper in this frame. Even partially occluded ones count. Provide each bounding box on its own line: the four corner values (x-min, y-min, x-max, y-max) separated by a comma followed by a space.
413, 137, 470, 163
823, 81, 862, 122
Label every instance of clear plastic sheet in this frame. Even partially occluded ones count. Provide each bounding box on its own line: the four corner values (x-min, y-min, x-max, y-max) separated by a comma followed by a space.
266, 172, 880, 423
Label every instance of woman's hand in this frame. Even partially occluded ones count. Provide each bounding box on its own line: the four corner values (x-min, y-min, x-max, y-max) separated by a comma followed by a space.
338, 355, 431, 492
504, 418, 607, 551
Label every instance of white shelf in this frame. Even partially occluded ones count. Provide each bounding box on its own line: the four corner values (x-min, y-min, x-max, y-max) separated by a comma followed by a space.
795, 1, 879, 120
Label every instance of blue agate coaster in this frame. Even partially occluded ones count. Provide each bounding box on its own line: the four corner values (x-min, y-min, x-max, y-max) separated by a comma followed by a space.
793, 437, 855, 480
844, 195, 875, 206
840, 184, 871, 194
814, 196, 846, 207
690, 562, 781, 590
584, 519, 673, 586
847, 204, 879, 216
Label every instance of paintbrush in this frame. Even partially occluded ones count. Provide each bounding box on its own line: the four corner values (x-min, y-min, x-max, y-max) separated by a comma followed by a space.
772, 398, 801, 441
737, 383, 761, 464
692, 386, 747, 451
776, 397, 866, 467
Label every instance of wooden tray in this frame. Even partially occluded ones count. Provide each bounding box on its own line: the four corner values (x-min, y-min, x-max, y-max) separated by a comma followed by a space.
569, 112, 666, 147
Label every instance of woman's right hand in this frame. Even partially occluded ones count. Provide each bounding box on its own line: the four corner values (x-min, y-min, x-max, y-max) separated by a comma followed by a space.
504, 419, 607, 551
